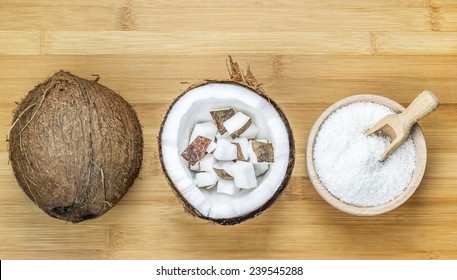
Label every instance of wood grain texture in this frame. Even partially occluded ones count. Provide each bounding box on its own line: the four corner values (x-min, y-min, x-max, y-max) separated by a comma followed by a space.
0, 0, 456, 260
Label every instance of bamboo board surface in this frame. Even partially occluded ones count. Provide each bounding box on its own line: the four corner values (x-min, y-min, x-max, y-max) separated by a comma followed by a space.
1, 0, 457, 260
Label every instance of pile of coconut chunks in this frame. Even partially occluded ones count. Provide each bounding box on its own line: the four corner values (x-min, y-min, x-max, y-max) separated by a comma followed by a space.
181, 108, 274, 195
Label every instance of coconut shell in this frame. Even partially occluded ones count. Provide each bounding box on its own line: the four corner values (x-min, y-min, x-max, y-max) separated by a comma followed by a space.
8, 70, 143, 223
159, 56, 295, 225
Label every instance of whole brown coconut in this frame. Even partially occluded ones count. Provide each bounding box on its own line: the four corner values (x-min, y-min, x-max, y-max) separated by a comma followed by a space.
8, 71, 143, 223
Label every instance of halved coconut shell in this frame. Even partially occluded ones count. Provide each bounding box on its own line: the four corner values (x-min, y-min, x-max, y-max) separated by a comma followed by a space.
158, 56, 295, 225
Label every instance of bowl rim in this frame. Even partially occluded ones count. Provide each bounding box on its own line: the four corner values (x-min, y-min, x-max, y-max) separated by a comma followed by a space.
305, 94, 427, 216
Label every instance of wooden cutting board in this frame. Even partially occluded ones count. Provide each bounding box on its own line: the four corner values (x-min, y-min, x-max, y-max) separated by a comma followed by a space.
1, 0, 456, 259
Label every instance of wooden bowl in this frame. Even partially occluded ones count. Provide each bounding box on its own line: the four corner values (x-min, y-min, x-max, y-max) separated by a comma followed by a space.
306, 95, 427, 216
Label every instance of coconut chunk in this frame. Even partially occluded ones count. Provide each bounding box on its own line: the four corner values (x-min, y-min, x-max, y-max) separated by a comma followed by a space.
200, 154, 217, 172
213, 161, 234, 180
189, 122, 218, 143
253, 162, 269, 177
248, 140, 274, 163
251, 140, 274, 163
195, 172, 218, 188
231, 138, 250, 161
230, 161, 257, 189
223, 112, 252, 139
210, 108, 236, 134
213, 139, 238, 161
217, 180, 240, 195
181, 136, 212, 165
239, 123, 260, 139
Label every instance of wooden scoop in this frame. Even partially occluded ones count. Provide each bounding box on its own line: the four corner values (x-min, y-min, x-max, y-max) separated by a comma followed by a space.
366, 90, 439, 162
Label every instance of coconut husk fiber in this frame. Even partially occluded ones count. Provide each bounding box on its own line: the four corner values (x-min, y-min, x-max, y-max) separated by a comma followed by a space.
8, 70, 143, 223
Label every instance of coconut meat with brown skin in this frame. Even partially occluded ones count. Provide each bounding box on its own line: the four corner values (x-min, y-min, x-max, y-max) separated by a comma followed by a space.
210, 108, 235, 134
223, 112, 251, 138
181, 135, 212, 166
160, 83, 291, 220
231, 138, 250, 161
249, 140, 275, 163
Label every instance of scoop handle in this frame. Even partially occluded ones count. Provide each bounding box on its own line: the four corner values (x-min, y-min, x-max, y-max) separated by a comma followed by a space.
402, 90, 440, 127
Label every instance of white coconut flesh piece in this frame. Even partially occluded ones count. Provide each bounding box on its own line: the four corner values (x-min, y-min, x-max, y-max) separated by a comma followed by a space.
217, 180, 240, 195
160, 83, 293, 221
199, 154, 217, 172
223, 112, 252, 139
230, 161, 257, 189
213, 139, 238, 161
195, 172, 218, 188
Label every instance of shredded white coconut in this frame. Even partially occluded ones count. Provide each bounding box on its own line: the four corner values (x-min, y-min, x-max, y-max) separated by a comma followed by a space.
313, 102, 416, 207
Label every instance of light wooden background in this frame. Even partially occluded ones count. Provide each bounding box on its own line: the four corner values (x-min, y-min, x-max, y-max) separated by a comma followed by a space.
1, 0, 456, 260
